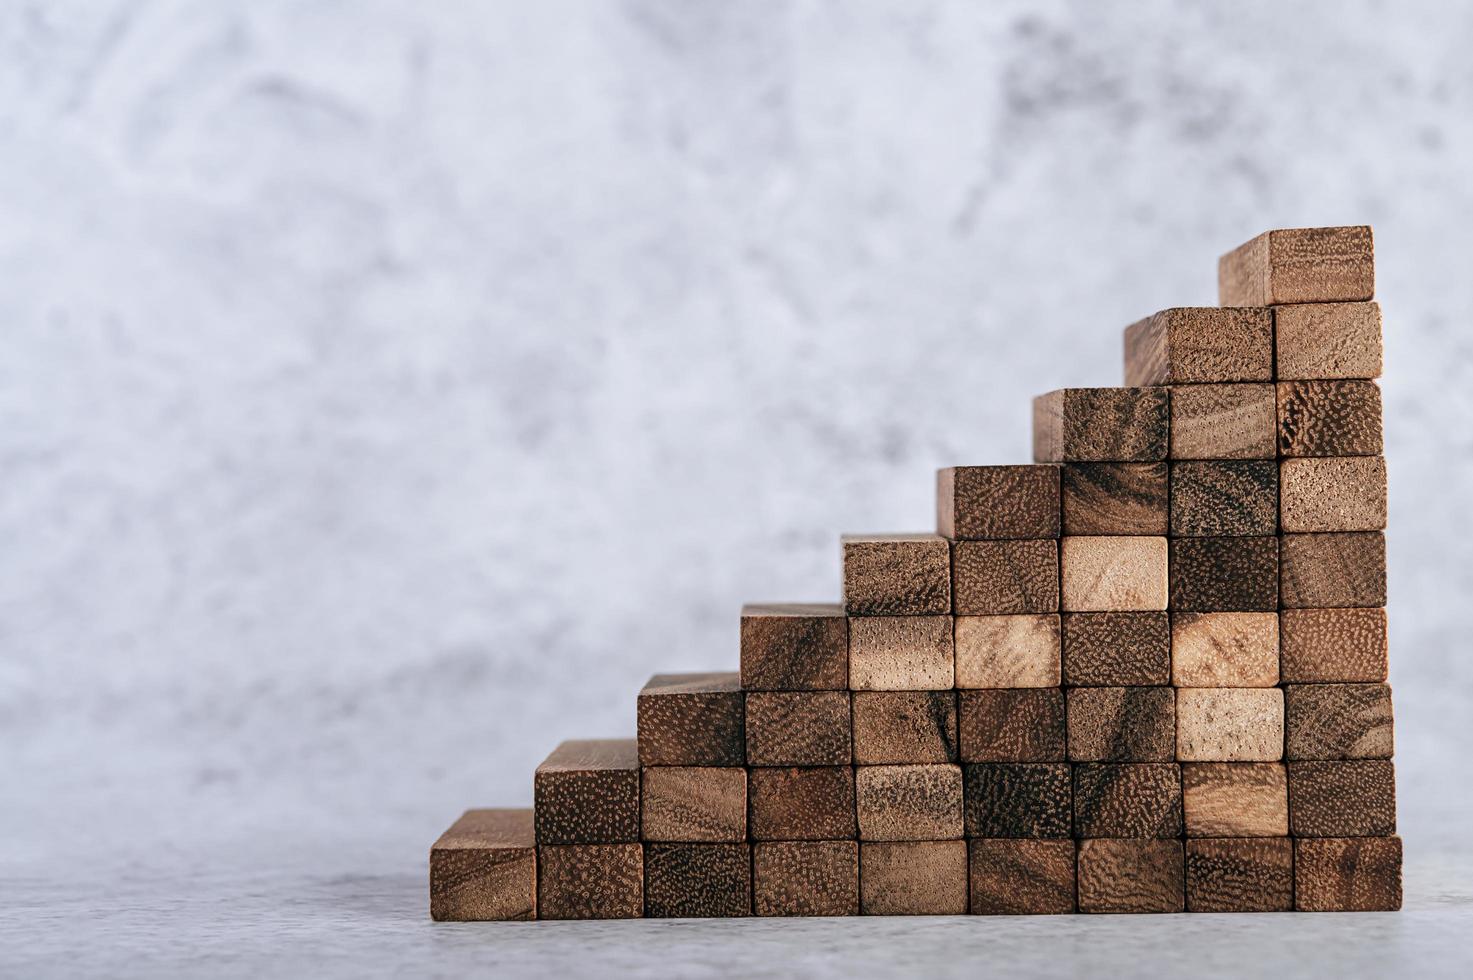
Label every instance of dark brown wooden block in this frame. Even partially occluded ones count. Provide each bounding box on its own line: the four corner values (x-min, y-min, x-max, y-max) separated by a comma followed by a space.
968, 839, 1076, 914
1169, 461, 1278, 537
842, 534, 951, 616
1176, 688, 1284, 761
1181, 763, 1289, 837
1123, 307, 1273, 385
1288, 760, 1397, 837
753, 841, 859, 917
537, 843, 643, 919
1295, 836, 1403, 911
958, 689, 1066, 763
1073, 763, 1182, 839
1171, 612, 1279, 687
1077, 839, 1185, 914
952, 539, 1058, 615
534, 739, 640, 845
643, 843, 751, 918
1033, 387, 1170, 463
1280, 532, 1385, 608
1280, 457, 1387, 532
1185, 838, 1293, 912
1274, 301, 1383, 380
740, 603, 848, 691
860, 840, 969, 915
745, 691, 851, 766
852, 691, 958, 764
641, 767, 746, 842
856, 764, 963, 841
1218, 225, 1374, 306
1170, 537, 1279, 612
847, 615, 954, 690
962, 763, 1072, 838
936, 465, 1060, 540
1280, 608, 1388, 682
1285, 683, 1394, 760
954, 614, 1061, 688
1060, 535, 1168, 611
1277, 380, 1383, 457
1066, 687, 1175, 762
747, 766, 856, 841
1061, 462, 1169, 535
1061, 611, 1170, 686
1168, 383, 1277, 460
430, 809, 537, 921
637, 673, 744, 767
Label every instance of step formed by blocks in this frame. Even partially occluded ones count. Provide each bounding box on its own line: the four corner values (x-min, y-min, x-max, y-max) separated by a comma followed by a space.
430, 809, 537, 921
1279, 608, 1388, 682
745, 691, 851, 766
952, 539, 1059, 615
637, 673, 745, 766
747, 766, 856, 841
954, 614, 1061, 688
1277, 380, 1383, 457
1273, 301, 1383, 380
1123, 306, 1273, 385
1218, 225, 1374, 306
1294, 836, 1402, 911
1279, 457, 1387, 532
740, 603, 848, 691
860, 840, 969, 915
936, 465, 1060, 540
534, 740, 640, 845
1077, 839, 1185, 914
852, 691, 958, 764
968, 839, 1076, 914
843, 534, 951, 615
1169, 461, 1278, 537
847, 615, 954, 690
1168, 383, 1277, 459
1186, 838, 1294, 912
1033, 388, 1170, 463
1061, 611, 1171, 686
753, 841, 859, 916
1060, 462, 1169, 534
1181, 762, 1289, 837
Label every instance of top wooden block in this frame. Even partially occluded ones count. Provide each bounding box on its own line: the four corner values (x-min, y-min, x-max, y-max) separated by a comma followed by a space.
1033, 388, 1169, 463
740, 603, 849, 691
534, 739, 641, 844
1218, 226, 1374, 307
1123, 308, 1273, 385
843, 534, 952, 615
937, 465, 1060, 540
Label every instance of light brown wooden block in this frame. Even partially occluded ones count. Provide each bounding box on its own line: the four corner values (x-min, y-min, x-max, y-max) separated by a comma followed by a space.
1072, 763, 1182, 838
968, 839, 1076, 914
1170, 536, 1279, 612
1061, 611, 1171, 686
1186, 838, 1293, 912
847, 615, 953, 690
537, 843, 643, 919
740, 603, 848, 691
852, 691, 958, 764
1277, 380, 1383, 457
855, 764, 964, 841
1123, 307, 1273, 385
1181, 762, 1289, 837
954, 614, 1061, 688
1280, 457, 1387, 532
860, 840, 969, 915
534, 739, 640, 845
1280, 532, 1386, 608
753, 841, 859, 917
637, 673, 745, 767
1077, 839, 1184, 914
1169, 461, 1278, 537
644, 843, 751, 918
745, 691, 851, 766
1274, 301, 1383, 380
1295, 836, 1402, 911
952, 539, 1059, 615
1060, 536, 1167, 611
1280, 608, 1388, 682
1066, 687, 1175, 762
1171, 612, 1279, 687
1288, 760, 1397, 837
963, 763, 1072, 838
842, 534, 951, 616
1176, 688, 1284, 762
1033, 387, 1170, 462
1284, 683, 1394, 760
958, 689, 1066, 762
1218, 225, 1374, 306
430, 809, 537, 921
747, 767, 856, 841
1168, 383, 1277, 460
641, 767, 746, 842
936, 465, 1060, 540
1060, 462, 1169, 534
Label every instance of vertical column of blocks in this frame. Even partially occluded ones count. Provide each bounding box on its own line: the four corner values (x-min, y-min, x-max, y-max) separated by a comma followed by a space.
533, 739, 643, 919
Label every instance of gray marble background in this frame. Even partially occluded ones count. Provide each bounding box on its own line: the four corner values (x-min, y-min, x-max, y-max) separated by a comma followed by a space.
4, 1, 1473, 976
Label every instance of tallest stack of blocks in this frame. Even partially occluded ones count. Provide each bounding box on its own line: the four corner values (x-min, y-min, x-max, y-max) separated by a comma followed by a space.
429, 227, 1398, 921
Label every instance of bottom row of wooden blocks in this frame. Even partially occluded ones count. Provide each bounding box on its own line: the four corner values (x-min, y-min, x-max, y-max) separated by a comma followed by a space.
430, 809, 1402, 920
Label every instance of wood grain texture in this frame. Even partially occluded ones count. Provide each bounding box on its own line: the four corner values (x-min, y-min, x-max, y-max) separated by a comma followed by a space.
1280, 532, 1385, 608
430, 809, 537, 921
1168, 383, 1277, 460
1066, 687, 1175, 762
1176, 688, 1284, 762
1218, 225, 1374, 306
745, 691, 851, 766
536, 843, 643, 920
1072, 763, 1183, 839
534, 739, 640, 845
1169, 537, 1279, 612
1169, 461, 1278, 537
1123, 307, 1273, 385
1279, 608, 1388, 682
1061, 611, 1171, 686
1181, 763, 1289, 838
958, 689, 1066, 763
747, 766, 856, 841
936, 465, 1060, 540
1185, 838, 1293, 912
637, 673, 744, 767
640, 767, 746, 843
1280, 457, 1387, 532
1295, 836, 1403, 912
1277, 380, 1383, 457
643, 843, 750, 918
1287, 760, 1397, 837
1170, 612, 1280, 687
954, 614, 1061, 688
752, 841, 859, 917
847, 615, 954, 690
1274, 301, 1383, 381
1060, 535, 1167, 611
968, 839, 1076, 914
842, 534, 951, 616
1033, 387, 1170, 463
1284, 683, 1394, 760
739, 603, 848, 691
855, 764, 964, 841
962, 763, 1072, 838
1060, 462, 1169, 535
1076, 839, 1185, 914
952, 539, 1059, 615
852, 691, 958, 765
860, 840, 969, 916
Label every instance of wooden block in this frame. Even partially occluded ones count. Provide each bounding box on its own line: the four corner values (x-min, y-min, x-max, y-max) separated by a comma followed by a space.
637, 673, 744, 767
1285, 683, 1394, 760
852, 691, 958, 765
1295, 836, 1403, 911
1169, 461, 1278, 537
1288, 760, 1397, 837
962, 763, 1072, 838
745, 691, 851, 766
534, 739, 640, 845
1061, 462, 1169, 535
968, 839, 1075, 914
958, 689, 1066, 762
643, 843, 750, 918
1176, 688, 1284, 762
1277, 380, 1383, 457
954, 614, 1061, 688
860, 840, 969, 915
1185, 838, 1293, 912
536, 843, 643, 919
1077, 839, 1184, 914
1033, 387, 1170, 462
1171, 612, 1279, 687
936, 465, 1060, 540
1061, 611, 1170, 686
1066, 687, 1175, 762
1280, 457, 1387, 532
1072, 763, 1182, 838
430, 809, 536, 921
1169, 537, 1279, 612
641, 767, 746, 842
1123, 307, 1273, 385
1274, 301, 1383, 380
752, 841, 859, 917
842, 534, 951, 616
747, 767, 856, 841
1060, 536, 1167, 611
740, 603, 848, 691
1280, 532, 1385, 608
1181, 763, 1289, 837
1168, 383, 1277, 460
1218, 225, 1374, 306
847, 615, 954, 690
855, 764, 964, 841
952, 539, 1059, 615
1280, 608, 1388, 682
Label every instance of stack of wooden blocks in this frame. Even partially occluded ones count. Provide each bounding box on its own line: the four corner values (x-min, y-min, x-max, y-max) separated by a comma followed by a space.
430, 226, 1399, 921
